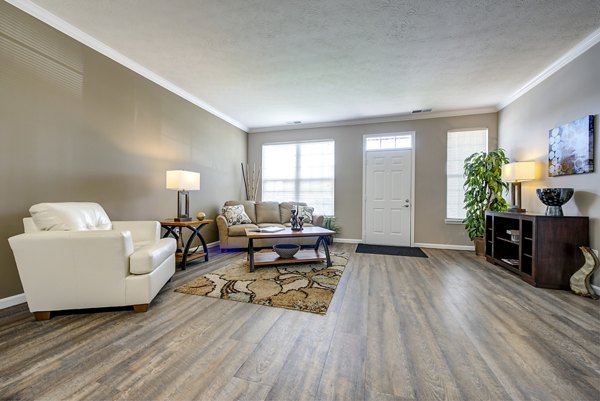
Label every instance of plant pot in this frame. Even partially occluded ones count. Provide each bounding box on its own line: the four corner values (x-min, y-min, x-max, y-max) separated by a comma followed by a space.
474, 237, 485, 257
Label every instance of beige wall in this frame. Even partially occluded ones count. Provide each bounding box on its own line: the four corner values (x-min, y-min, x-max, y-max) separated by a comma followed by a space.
498, 42, 600, 283
0, 2, 247, 299
248, 113, 498, 245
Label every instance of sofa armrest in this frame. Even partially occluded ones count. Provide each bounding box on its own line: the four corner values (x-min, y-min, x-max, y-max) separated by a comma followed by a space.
312, 214, 325, 227
112, 221, 160, 242
216, 215, 229, 244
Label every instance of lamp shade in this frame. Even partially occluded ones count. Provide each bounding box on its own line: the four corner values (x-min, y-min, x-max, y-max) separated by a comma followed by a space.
166, 170, 200, 191
501, 161, 536, 183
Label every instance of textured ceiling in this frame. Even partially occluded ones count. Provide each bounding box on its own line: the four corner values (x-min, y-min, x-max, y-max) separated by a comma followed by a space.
26, 0, 600, 130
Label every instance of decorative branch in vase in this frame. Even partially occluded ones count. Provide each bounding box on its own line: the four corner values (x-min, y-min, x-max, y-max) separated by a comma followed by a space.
241, 163, 261, 201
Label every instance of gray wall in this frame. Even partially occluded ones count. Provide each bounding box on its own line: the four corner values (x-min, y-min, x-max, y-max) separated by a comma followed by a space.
0, 2, 247, 299
498, 42, 600, 283
248, 113, 498, 245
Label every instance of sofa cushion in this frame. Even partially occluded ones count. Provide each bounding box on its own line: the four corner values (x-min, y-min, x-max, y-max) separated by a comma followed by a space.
221, 205, 252, 225
228, 223, 258, 236
256, 202, 281, 223
29, 202, 112, 231
297, 206, 314, 223
130, 238, 176, 275
280, 202, 307, 224
224, 200, 257, 223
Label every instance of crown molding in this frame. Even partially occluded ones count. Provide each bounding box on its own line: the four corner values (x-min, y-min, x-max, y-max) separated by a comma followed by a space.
5, 0, 249, 132
248, 107, 498, 133
498, 27, 600, 110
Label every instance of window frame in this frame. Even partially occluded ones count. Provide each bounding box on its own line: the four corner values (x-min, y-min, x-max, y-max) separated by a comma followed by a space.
261, 139, 335, 216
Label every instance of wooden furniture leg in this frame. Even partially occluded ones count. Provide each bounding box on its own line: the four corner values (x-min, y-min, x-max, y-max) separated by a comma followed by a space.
248, 238, 255, 272
33, 311, 52, 321
133, 304, 149, 313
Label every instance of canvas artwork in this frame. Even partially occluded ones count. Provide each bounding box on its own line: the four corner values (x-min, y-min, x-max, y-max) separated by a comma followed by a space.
548, 115, 595, 177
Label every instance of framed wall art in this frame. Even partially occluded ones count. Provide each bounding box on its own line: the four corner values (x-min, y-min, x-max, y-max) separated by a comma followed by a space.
548, 115, 594, 177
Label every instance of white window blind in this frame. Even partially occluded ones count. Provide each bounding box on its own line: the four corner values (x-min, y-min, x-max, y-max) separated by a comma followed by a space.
262, 140, 334, 216
446, 129, 488, 220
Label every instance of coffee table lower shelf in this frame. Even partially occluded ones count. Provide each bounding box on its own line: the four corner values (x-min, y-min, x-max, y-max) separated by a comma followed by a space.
253, 249, 326, 266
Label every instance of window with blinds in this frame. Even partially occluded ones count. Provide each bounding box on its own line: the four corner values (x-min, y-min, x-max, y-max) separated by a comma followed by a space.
446, 129, 488, 221
262, 140, 335, 216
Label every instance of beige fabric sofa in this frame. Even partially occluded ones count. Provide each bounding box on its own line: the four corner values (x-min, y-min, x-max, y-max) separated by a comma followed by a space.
216, 201, 324, 250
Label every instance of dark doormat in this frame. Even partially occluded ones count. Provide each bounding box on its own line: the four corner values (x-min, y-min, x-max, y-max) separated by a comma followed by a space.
355, 244, 428, 258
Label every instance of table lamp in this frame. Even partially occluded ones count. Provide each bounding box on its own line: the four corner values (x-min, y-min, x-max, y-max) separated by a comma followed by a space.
166, 170, 200, 221
501, 161, 536, 213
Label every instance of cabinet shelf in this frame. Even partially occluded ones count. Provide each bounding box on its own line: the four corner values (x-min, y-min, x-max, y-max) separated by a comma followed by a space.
485, 212, 589, 289
497, 237, 519, 245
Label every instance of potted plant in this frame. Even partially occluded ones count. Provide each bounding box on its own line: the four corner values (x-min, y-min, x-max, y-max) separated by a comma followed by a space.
323, 216, 341, 244
463, 149, 509, 256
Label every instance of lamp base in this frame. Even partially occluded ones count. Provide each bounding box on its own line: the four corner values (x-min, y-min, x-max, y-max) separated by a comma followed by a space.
174, 216, 192, 222
507, 206, 526, 213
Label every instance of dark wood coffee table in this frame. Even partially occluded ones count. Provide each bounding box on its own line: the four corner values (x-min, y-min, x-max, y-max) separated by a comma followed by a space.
245, 226, 335, 272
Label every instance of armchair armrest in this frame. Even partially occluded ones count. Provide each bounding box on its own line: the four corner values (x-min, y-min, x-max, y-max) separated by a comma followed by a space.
112, 221, 161, 242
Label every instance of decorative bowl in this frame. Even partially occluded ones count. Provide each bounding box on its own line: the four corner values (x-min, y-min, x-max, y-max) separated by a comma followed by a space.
273, 243, 300, 258
535, 188, 574, 216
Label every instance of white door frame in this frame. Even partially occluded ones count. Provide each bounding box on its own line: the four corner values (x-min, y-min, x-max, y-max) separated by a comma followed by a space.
362, 132, 416, 246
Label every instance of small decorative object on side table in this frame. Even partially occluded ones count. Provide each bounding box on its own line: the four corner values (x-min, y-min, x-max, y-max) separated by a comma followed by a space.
160, 219, 212, 270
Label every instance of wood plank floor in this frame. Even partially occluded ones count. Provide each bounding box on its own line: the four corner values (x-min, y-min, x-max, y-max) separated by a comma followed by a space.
1, 244, 599, 400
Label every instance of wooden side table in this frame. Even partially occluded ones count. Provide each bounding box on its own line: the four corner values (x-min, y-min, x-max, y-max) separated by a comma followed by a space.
160, 219, 212, 270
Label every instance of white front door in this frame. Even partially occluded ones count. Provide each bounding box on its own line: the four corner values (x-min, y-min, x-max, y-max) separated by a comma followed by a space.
364, 149, 412, 246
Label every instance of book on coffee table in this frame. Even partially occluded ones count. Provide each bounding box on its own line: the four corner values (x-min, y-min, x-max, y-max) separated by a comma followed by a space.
252, 226, 285, 233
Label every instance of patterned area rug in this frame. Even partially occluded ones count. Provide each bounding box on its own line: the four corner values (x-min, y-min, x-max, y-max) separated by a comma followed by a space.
175, 252, 349, 314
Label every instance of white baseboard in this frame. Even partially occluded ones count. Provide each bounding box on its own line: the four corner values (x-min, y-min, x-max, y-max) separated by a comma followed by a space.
334, 238, 363, 244
0, 293, 26, 310
413, 242, 475, 251
207, 241, 220, 249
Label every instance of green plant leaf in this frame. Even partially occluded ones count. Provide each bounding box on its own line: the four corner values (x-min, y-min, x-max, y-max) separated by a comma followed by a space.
462, 148, 509, 240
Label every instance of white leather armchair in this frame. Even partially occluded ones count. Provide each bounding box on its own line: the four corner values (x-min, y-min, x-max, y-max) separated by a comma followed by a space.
8, 203, 176, 320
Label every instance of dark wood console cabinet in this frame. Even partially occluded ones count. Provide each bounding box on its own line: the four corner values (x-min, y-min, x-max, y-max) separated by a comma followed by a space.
485, 212, 589, 289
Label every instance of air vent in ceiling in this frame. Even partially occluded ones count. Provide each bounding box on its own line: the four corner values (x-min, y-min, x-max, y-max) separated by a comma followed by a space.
286, 121, 303, 125
411, 109, 432, 114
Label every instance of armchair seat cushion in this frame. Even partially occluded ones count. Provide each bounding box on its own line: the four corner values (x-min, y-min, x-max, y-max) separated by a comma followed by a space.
130, 238, 177, 275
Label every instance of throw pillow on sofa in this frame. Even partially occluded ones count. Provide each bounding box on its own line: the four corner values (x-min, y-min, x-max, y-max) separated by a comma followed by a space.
297, 206, 314, 223
221, 205, 252, 225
